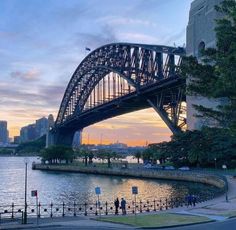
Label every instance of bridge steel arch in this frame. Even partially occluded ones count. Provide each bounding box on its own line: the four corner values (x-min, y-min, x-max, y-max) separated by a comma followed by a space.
48, 43, 186, 147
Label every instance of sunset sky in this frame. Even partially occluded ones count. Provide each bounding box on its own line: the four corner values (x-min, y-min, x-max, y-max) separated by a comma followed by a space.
0, 0, 192, 146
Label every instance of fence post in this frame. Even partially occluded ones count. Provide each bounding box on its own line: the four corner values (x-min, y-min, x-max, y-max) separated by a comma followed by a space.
139, 200, 142, 213
105, 202, 108, 215
50, 202, 53, 218
62, 202, 65, 217
38, 202, 41, 218
21, 211, 24, 224
165, 198, 168, 210
160, 199, 162, 211
132, 200, 135, 214
153, 199, 156, 211
95, 202, 98, 215
84, 203, 87, 216
73, 201, 76, 217
11, 203, 14, 219
146, 200, 150, 212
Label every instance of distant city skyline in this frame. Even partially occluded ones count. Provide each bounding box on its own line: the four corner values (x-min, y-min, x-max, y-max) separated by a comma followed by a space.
0, 0, 192, 146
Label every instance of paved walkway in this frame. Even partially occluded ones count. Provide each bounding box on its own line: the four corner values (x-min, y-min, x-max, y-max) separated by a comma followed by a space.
169, 175, 236, 219
1, 175, 236, 230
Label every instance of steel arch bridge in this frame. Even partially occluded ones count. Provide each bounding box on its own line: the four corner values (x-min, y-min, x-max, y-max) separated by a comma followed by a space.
48, 43, 186, 146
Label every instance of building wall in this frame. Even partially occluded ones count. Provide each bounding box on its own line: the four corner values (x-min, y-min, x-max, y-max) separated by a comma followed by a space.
186, 0, 223, 130
0, 121, 8, 143
36, 117, 48, 137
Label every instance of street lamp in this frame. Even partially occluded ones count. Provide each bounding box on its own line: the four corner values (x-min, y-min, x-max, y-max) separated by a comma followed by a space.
23, 158, 29, 224
214, 158, 217, 169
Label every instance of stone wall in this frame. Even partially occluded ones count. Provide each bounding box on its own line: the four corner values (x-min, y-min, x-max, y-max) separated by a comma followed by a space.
33, 164, 227, 190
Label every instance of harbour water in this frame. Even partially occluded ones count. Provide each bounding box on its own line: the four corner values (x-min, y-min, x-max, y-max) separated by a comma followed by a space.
0, 157, 222, 207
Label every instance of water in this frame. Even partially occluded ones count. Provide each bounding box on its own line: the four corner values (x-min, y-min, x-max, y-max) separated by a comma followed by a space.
0, 157, 221, 207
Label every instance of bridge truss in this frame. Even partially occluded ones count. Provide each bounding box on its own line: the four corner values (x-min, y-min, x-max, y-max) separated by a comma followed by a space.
51, 43, 186, 146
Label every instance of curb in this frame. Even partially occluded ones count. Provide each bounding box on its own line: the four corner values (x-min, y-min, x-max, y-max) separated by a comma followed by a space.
140, 220, 215, 229
94, 217, 215, 229
0, 224, 62, 230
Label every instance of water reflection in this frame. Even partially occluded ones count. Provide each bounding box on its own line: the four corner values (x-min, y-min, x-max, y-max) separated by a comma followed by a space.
0, 157, 221, 206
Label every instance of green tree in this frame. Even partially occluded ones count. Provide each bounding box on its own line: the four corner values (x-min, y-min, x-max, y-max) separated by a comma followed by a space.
134, 151, 142, 164
96, 149, 117, 168
75, 146, 90, 166
41, 145, 74, 164
181, 0, 236, 133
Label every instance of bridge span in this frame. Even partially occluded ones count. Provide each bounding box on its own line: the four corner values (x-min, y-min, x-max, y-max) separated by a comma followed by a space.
48, 43, 186, 147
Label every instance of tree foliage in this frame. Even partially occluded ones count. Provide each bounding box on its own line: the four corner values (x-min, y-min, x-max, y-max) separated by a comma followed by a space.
16, 135, 46, 154
151, 128, 236, 168
41, 145, 74, 164
181, 0, 236, 133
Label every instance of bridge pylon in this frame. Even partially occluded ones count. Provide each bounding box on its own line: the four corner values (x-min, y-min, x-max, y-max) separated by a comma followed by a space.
46, 128, 77, 147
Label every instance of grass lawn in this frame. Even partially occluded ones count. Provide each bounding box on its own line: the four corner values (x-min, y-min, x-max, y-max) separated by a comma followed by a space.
221, 211, 236, 218
98, 213, 211, 228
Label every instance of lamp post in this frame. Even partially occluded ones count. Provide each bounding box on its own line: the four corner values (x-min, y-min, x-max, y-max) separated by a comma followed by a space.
23, 158, 29, 224
214, 158, 217, 169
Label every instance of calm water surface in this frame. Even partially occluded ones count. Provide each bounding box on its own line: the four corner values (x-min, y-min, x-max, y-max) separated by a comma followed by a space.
0, 157, 221, 206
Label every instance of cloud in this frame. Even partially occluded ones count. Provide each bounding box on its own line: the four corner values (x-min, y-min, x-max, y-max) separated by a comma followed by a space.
117, 32, 159, 44
0, 82, 65, 109
74, 25, 117, 49
163, 28, 186, 46
10, 69, 40, 81
97, 16, 157, 28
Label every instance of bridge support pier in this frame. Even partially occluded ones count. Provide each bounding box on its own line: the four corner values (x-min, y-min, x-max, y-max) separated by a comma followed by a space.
46, 129, 76, 147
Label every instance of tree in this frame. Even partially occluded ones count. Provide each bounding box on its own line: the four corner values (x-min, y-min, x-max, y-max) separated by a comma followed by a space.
16, 135, 46, 155
134, 151, 142, 164
41, 145, 74, 164
75, 146, 90, 166
181, 0, 236, 133
96, 149, 117, 168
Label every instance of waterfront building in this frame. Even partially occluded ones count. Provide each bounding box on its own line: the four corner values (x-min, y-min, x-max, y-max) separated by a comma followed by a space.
186, 0, 224, 130
0, 120, 9, 143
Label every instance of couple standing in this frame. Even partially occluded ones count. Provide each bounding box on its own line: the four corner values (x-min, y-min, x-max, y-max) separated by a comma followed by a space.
114, 197, 126, 215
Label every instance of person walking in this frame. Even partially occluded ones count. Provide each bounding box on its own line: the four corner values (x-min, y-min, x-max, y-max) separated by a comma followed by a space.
192, 195, 197, 206
114, 198, 119, 215
121, 198, 126, 215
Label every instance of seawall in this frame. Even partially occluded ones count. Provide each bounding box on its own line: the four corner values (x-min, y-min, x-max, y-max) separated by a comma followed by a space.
33, 164, 227, 190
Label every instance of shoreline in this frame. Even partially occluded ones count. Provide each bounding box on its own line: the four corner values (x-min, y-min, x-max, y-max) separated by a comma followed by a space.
33, 163, 227, 190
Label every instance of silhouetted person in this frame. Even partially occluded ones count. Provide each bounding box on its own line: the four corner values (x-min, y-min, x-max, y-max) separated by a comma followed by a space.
187, 194, 192, 206
114, 198, 119, 215
121, 198, 126, 215
192, 195, 197, 206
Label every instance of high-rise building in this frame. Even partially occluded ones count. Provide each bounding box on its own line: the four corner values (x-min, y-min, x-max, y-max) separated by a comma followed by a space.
35, 117, 48, 137
0, 121, 8, 143
186, 0, 224, 130
20, 124, 37, 143
14, 136, 20, 144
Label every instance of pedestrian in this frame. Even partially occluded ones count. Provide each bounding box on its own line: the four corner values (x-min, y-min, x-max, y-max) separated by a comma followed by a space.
114, 198, 119, 215
121, 198, 126, 215
192, 195, 196, 206
187, 194, 192, 207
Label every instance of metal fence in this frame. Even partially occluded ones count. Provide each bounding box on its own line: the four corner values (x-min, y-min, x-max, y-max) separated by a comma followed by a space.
0, 194, 216, 224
